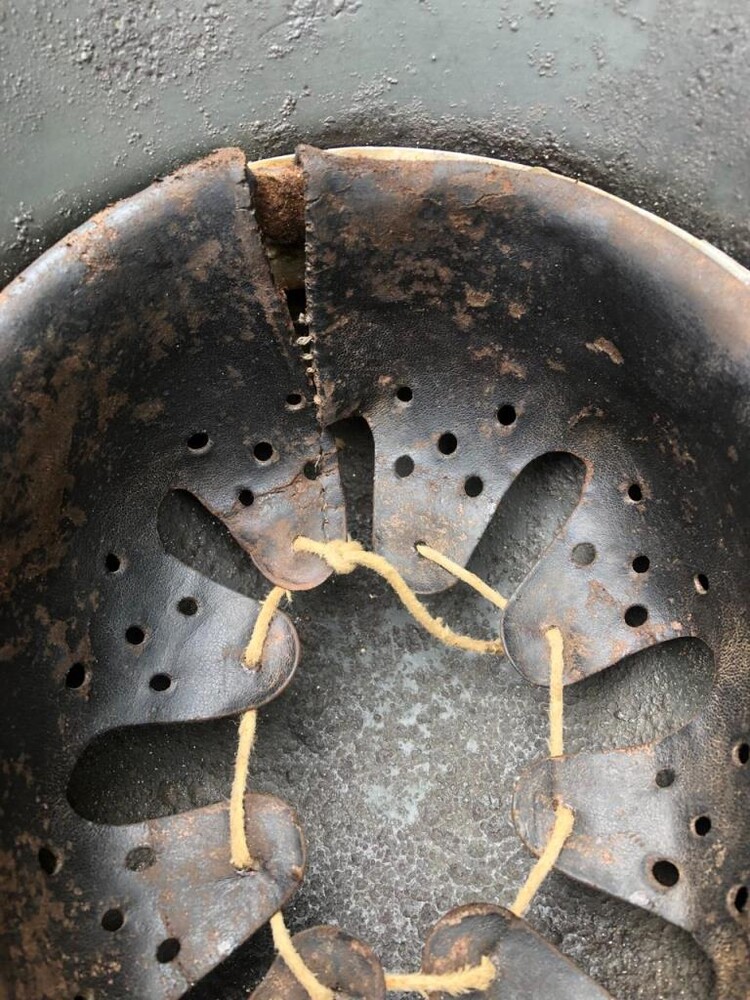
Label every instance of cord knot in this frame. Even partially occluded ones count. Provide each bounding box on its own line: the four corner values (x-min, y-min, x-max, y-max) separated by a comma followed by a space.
292, 535, 363, 575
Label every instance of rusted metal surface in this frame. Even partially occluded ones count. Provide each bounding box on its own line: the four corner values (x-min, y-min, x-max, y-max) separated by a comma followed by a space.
1, 144, 749, 997
513, 723, 750, 999
0, 149, 343, 998
421, 903, 611, 998
251, 157, 306, 250
251, 926, 386, 999
299, 147, 750, 994
2, 779, 306, 1000
2, 792, 304, 999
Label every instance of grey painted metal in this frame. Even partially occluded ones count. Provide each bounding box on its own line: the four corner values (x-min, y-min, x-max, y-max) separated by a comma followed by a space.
1, 1, 749, 285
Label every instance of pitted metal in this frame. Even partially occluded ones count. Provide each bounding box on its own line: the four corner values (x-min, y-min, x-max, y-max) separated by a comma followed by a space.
421, 904, 612, 999
0, 149, 342, 999
1, 145, 748, 998
3, 792, 305, 999
298, 147, 750, 994
513, 707, 750, 999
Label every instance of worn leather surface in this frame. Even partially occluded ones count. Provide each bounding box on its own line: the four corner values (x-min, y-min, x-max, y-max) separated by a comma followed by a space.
0, 149, 342, 998
1, 145, 748, 997
300, 147, 750, 996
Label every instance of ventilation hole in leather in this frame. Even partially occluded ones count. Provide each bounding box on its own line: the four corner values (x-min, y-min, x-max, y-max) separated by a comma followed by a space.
156, 938, 181, 963
65, 662, 87, 688
125, 625, 146, 646
101, 908, 124, 932
656, 768, 676, 788
652, 859, 680, 888
253, 441, 274, 462
285, 391, 305, 410
150, 674, 171, 692
497, 403, 517, 426
632, 555, 650, 573
67, 718, 237, 823
734, 741, 749, 766
125, 846, 156, 871
732, 885, 748, 914
693, 815, 711, 836
157, 489, 269, 598
104, 552, 122, 573
627, 482, 643, 502
303, 460, 320, 480
238, 488, 255, 507
395, 385, 413, 403
464, 475, 483, 497
395, 455, 414, 478
38, 846, 60, 875
571, 542, 596, 566
694, 572, 709, 594
565, 638, 714, 755
177, 597, 198, 616
624, 604, 648, 627
186, 431, 210, 452
437, 432, 457, 455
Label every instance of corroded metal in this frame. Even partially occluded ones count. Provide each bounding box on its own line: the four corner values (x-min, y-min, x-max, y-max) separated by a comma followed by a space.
299, 147, 750, 995
0, 149, 343, 998
513, 730, 750, 999
2, 144, 749, 998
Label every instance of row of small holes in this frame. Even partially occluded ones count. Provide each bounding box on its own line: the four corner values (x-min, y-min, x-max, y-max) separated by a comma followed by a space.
102, 916, 179, 962
78, 404, 294, 988
236, 455, 321, 508
624, 487, 710, 594
70, 661, 170, 691
570, 540, 708, 630
393, 386, 513, 489
393, 404, 514, 483
44, 845, 178, 966
185, 391, 307, 455
187, 432, 276, 463
395, 455, 484, 497
105, 840, 179, 961
67, 590, 199, 692
394, 385, 517, 428
39, 842, 157, 878
652, 757, 749, 910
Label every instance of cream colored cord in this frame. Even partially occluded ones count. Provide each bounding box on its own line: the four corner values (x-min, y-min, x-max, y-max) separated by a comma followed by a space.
231, 543, 574, 996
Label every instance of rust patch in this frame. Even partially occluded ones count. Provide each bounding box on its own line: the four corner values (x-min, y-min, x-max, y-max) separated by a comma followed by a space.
251, 159, 305, 247
186, 238, 222, 282
133, 398, 165, 422
465, 286, 492, 309
569, 404, 605, 428
585, 337, 624, 365
0, 352, 85, 596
